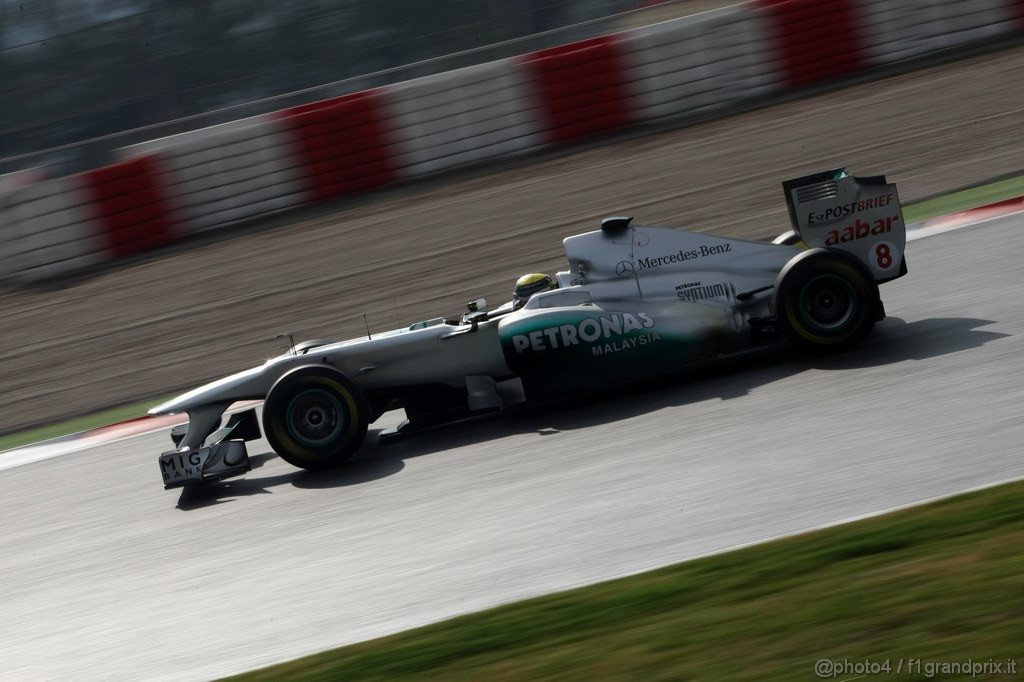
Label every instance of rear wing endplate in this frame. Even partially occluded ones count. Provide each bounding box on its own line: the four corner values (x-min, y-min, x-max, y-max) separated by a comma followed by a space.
783, 169, 907, 283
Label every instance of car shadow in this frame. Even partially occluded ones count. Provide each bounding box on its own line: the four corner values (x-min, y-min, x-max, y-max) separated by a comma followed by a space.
806, 317, 1008, 369
176, 316, 1005, 509
176, 452, 405, 510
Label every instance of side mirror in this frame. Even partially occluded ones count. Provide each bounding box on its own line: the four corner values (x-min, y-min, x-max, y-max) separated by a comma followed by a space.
443, 310, 488, 339
275, 333, 296, 356
465, 310, 488, 331
466, 297, 487, 312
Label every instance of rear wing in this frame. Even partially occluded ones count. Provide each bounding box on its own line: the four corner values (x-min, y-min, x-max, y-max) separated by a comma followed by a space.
783, 169, 907, 283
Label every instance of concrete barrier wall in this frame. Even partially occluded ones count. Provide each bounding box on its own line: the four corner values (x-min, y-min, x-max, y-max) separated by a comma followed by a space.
624, 6, 776, 120
0, 176, 109, 282
385, 60, 545, 176
860, 0, 1016, 63
2, 0, 1020, 283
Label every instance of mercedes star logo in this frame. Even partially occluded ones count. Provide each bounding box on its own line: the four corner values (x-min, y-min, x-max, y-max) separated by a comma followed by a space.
615, 260, 635, 277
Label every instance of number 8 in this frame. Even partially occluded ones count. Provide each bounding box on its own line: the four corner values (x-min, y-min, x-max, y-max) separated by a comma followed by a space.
876, 243, 892, 269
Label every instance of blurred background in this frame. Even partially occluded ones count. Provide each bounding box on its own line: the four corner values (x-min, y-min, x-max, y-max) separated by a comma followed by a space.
0, 0, 689, 174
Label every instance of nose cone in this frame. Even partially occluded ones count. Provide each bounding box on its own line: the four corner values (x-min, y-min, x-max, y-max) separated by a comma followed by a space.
148, 365, 269, 415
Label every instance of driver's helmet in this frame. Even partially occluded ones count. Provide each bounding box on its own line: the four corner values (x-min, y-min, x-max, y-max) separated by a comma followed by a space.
513, 273, 556, 308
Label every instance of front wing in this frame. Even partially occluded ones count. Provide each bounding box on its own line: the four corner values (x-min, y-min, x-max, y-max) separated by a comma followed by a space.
158, 440, 251, 489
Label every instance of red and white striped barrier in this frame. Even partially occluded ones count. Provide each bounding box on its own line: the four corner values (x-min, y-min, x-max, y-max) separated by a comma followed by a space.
3, 0, 1021, 283
123, 117, 307, 235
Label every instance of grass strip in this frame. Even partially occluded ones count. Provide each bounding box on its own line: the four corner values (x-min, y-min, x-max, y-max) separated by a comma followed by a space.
227, 481, 1024, 681
903, 174, 1024, 224
0, 395, 176, 453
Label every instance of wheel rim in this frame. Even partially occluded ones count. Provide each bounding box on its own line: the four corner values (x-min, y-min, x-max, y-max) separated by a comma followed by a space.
798, 274, 857, 332
285, 388, 345, 447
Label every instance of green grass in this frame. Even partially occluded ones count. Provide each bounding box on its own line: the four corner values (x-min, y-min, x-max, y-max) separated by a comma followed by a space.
903, 174, 1024, 224
226, 481, 1024, 681
4, 173, 1023, 454
0, 395, 175, 453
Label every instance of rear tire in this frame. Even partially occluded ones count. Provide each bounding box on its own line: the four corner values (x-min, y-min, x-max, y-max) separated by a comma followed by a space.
773, 249, 879, 354
263, 366, 369, 470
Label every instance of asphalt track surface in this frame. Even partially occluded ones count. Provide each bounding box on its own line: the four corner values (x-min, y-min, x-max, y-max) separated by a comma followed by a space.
1, 213, 1021, 681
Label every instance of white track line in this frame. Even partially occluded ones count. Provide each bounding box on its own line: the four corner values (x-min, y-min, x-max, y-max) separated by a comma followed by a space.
0, 401, 261, 471
906, 208, 1022, 241
0, 433, 119, 471
569, 473, 1024, 594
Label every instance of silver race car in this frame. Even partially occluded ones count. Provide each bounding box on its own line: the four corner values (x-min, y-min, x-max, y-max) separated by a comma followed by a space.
153, 169, 907, 489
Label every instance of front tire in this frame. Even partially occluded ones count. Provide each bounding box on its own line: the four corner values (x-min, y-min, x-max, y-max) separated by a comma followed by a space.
263, 366, 369, 470
773, 249, 879, 353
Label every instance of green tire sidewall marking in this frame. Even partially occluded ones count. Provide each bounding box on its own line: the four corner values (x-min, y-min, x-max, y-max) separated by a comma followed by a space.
285, 388, 345, 447
785, 262, 866, 345
271, 375, 361, 460
797, 273, 858, 335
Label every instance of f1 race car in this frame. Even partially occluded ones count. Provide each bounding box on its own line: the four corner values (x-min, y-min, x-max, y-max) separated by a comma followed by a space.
153, 169, 907, 489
